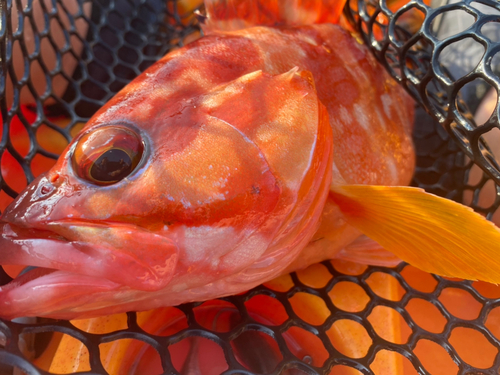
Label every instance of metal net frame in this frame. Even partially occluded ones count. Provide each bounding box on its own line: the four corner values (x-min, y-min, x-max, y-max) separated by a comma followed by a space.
0, 0, 500, 374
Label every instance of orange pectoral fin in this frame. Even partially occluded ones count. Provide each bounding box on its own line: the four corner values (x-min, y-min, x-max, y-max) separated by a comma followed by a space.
330, 185, 500, 283
337, 235, 402, 267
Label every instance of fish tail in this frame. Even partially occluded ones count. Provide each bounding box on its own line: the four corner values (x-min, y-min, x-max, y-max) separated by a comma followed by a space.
203, 0, 346, 32
330, 185, 500, 284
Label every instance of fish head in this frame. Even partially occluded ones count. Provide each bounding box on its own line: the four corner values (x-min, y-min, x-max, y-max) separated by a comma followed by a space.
0, 67, 332, 319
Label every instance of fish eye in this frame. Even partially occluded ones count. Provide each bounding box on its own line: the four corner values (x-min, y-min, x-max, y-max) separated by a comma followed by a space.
72, 126, 144, 186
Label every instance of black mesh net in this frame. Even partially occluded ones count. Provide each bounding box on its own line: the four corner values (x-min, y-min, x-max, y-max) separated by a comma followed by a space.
1, 0, 500, 374
344, 0, 500, 220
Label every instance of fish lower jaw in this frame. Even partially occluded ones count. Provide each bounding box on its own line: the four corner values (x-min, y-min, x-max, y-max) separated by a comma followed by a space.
1, 267, 58, 291
0, 268, 123, 320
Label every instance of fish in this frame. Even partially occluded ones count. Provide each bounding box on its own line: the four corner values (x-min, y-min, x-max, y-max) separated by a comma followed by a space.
0, 105, 83, 291
1, 0, 500, 320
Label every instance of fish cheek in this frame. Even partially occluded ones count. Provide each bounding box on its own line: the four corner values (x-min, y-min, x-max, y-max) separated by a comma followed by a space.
69, 172, 157, 224
146, 115, 282, 277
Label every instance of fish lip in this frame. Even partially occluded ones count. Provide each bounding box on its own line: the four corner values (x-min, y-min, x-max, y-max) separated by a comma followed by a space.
0, 225, 121, 294
1, 220, 68, 242
0, 219, 179, 293
0, 259, 123, 320
0, 222, 90, 290
1, 217, 143, 236
1, 267, 58, 291
0, 268, 124, 320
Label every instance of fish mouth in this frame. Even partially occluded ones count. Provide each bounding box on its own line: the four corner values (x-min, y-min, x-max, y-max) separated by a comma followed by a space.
0, 220, 179, 320
0, 265, 124, 320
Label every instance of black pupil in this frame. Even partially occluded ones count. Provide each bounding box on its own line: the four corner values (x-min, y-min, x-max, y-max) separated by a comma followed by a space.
90, 149, 133, 182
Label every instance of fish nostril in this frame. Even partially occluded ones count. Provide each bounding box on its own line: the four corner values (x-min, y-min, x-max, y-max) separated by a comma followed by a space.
40, 184, 54, 196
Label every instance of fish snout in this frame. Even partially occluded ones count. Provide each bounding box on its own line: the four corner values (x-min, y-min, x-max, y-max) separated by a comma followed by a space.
37, 174, 59, 196
1, 173, 70, 229
0, 220, 181, 319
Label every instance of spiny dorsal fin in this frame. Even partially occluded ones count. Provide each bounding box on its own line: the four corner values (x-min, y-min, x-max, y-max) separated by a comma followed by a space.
330, 185, 500, 284
204, 0, 346, 32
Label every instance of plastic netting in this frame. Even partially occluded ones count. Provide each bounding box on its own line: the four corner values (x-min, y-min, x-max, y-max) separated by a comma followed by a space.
1, 0, 500, 374
344, 0, 500, 220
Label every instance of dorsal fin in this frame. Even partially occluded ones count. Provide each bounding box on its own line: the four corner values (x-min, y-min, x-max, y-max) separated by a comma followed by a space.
204, 0, 346, 32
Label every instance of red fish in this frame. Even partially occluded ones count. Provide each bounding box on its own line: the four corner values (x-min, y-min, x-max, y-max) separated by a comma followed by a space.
1, 0, 500, 320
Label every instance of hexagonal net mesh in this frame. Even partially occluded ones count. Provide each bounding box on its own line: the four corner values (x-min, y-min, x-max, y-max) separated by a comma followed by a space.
0, 0, 500, 374
344, 0, 500, 219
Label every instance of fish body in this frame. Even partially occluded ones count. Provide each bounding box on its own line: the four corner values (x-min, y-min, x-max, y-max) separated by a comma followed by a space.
1, 0, 500, 320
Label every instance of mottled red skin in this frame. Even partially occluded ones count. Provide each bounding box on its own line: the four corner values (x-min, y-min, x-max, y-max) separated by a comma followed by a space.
204, 0, 347, 30
0, 24, 414, 319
